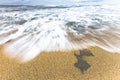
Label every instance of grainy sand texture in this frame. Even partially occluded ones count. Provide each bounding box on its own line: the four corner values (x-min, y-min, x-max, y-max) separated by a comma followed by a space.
0, 45, 120, 80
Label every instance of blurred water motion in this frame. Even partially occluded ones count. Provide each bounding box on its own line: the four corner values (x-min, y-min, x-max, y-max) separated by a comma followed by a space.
0, 5, 120, 62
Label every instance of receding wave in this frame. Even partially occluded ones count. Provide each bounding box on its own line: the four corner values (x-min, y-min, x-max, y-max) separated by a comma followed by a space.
0, 5, 120, 62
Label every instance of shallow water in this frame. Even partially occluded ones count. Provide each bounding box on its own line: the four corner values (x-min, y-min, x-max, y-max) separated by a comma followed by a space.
0, 5, 120, 62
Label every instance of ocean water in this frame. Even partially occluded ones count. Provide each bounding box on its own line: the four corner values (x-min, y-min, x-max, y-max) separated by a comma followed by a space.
0, 5, 120, 62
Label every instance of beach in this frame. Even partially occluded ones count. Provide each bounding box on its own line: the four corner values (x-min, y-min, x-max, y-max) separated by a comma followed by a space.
0, 45, 120, 80
0, 3, 120, 80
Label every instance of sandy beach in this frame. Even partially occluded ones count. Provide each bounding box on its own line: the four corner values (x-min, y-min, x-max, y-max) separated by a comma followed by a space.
0, 45, 120, 80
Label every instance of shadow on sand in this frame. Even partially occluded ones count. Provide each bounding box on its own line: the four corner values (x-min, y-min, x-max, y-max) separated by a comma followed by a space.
74, 50, 94, 73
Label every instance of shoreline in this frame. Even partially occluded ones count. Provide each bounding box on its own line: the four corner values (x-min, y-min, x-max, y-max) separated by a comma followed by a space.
0, 45, 120, 80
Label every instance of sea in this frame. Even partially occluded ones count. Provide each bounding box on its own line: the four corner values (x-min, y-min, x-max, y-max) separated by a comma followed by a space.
0, 5, 120, 62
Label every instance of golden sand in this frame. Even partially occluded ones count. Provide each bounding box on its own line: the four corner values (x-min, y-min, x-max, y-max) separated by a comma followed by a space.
0, 45, 120, 80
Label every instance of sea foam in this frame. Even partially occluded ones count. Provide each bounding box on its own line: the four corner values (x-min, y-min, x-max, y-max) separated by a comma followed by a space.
0, 5, 120, 62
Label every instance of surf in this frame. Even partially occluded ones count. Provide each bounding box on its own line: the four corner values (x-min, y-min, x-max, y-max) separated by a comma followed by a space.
0, 5, 120, 62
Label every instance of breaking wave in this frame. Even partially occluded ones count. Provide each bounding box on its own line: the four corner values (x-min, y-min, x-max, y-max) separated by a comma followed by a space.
0, 5, 120, 62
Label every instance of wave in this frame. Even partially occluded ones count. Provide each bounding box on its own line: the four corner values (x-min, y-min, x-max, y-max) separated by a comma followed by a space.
0, 5, 68, 12
0, 5, 120, 62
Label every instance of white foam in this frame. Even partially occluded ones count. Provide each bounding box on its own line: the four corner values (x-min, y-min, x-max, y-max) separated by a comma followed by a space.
0, 5, 120, 62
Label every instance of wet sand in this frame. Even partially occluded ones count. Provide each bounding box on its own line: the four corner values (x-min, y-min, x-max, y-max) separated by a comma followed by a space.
0, 45, 120, 80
